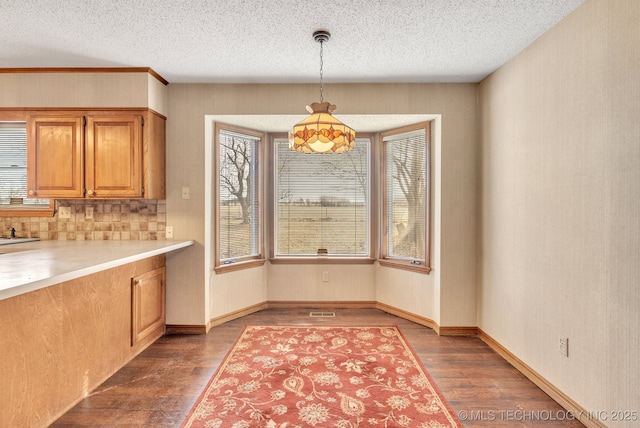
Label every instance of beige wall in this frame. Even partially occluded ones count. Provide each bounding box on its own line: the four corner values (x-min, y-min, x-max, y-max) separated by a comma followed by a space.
165, 83, 479, 327
479, 0, 639, 423
0, 71, 166, 115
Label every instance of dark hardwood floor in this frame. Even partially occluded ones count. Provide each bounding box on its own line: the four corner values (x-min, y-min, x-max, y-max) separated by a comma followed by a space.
51, 308, 585, 427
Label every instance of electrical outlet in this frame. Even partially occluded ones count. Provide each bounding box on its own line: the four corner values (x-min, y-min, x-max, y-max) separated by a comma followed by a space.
85, 206, 94, 219
559, 336, 569, 357
322, 272, 329, 282
58, 206, 71, 219
166, 226, 174, 239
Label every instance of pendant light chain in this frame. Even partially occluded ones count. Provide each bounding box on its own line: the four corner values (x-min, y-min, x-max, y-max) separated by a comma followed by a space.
313, 30, 330, 104
319, 38, 324, 103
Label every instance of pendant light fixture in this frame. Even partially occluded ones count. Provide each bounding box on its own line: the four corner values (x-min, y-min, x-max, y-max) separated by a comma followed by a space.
289, 30, 355, 154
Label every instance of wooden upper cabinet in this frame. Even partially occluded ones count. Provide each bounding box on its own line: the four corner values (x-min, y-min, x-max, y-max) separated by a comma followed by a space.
85, 115, 143, 198
27, 115, 84, 198
27, 110, 165, 200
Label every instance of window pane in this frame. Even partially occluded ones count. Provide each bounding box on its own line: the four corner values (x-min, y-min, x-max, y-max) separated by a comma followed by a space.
275, 138, 369, 256
218, 129, 260, 261
384, 129, 427, 261
0, 122, 49, 207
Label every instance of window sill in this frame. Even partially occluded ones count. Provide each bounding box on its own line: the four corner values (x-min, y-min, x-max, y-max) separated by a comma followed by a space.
269, 257, 376, 265
214, 258, 266, 274
378, 258, 431, 274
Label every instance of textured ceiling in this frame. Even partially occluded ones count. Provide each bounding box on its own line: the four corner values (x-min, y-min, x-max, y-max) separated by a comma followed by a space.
1, 0, 585, 84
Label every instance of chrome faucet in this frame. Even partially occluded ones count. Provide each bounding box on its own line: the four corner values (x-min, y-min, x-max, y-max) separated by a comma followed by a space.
8, 227, 16, 239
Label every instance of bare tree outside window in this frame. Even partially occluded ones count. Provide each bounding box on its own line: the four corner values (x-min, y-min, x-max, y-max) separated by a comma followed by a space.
220, 136, 253, 225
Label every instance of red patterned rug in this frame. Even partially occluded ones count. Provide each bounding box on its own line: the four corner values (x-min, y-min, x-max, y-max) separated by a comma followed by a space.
181, 325, 462, 427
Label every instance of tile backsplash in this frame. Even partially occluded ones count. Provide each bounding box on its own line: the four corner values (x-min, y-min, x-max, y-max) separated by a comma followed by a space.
1, 200, 166, 241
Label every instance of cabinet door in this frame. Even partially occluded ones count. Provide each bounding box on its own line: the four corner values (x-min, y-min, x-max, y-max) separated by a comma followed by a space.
27, 115, 84, 198
85, 115, 143, 198
142, 111, 166, 199
131, 267, 166, 345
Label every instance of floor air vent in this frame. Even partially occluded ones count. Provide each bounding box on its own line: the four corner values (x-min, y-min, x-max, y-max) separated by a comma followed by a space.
309, 311, 336, 318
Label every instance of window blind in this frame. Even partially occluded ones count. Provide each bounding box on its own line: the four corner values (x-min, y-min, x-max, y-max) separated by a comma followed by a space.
384, 129, 427, 261
274, 137, 369, 256
218, 129, 260, 261
0, 122, 49, 206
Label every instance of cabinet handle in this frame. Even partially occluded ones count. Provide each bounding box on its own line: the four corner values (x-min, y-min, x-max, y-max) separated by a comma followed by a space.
87, 190, 95, 196
28, 190, 36, 196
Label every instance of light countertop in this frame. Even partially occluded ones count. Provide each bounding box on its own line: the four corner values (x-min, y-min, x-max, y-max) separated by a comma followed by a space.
0, 239, 195, 301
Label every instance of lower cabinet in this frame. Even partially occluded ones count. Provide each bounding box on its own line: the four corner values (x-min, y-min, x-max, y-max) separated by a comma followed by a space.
0, 254, 166, 428
131, 266, 166, 345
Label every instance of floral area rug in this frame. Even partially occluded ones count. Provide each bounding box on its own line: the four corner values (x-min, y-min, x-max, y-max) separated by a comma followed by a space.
181, 325, 462, 427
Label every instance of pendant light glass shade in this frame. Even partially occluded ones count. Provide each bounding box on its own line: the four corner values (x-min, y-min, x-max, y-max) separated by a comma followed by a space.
289, 30, 355, 154
289, 102, 355, 154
